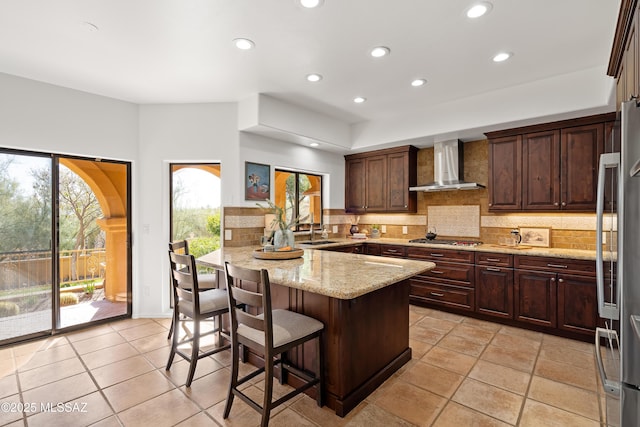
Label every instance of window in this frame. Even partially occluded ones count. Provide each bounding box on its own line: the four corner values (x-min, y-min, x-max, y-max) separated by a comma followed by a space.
274, 169, 322, 232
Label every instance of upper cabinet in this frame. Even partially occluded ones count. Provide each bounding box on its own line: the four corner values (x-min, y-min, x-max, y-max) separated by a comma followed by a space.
345, 145, 417, 213
609, 0, 640, 108
486, 114, 614, 212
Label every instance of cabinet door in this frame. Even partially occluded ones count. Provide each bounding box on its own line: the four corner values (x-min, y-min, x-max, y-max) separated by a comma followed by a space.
514, 270, 557, 328
345, 158, 366, 212
557, 274, 599, 335
522, 130, 561, 210
387, 151, 413, 212
364, 155, 387, 212
560, 123, 603, 211
476, 267, 514, 319
488, 135, 522, 210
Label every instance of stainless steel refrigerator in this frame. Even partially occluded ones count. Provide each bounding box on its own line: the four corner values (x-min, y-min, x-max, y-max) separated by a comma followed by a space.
596, 100, 640, 426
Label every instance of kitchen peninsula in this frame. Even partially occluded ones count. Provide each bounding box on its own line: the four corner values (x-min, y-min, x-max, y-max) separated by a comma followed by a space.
198, 247, 435, 416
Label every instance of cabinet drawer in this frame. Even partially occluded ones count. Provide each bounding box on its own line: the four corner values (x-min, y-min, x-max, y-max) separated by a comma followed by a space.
410, 281, 475, 312
475, 252, 513, 267
365, 243, 381, 256
380, 245, 407, 258
417, 262, 474, 286
515, 255, 596, 276
406, 247, 474, 263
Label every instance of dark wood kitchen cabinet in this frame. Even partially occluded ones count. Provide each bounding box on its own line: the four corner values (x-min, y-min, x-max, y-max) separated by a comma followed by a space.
345, 145, 417, 214
475, 252, 514, 319
557, 273, 600, 336
522, 130, 560, 210
486, 113, 614, 212
514, 269, 557, 328
488, 135, 521, 210
406, 246, 475, 312
609, 0, 639, 109
514, 255, 598, 334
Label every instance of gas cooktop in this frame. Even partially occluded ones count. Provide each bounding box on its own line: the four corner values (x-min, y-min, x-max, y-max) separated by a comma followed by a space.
408, 239, 483, 247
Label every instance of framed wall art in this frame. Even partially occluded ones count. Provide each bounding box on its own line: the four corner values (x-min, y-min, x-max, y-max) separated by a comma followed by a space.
520, 227, 550, 247
245, 162, 270, 200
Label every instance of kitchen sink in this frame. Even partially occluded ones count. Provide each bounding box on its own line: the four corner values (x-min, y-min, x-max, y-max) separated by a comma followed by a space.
297, 240, 337, 245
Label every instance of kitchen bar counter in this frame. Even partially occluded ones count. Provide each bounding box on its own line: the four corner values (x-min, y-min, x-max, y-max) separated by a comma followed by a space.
197, 246, 434, 299
296, 237, 601, 261
198, 246, 435, 416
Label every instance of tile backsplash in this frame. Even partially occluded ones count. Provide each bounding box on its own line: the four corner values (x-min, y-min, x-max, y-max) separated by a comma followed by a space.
222, 139, 601, 251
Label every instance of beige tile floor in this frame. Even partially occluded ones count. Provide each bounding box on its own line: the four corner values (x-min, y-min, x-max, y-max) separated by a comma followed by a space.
0, 305, 604, 427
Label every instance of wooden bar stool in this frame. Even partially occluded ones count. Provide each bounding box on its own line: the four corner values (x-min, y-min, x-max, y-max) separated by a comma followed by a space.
166, 251, 229, 387
167, 240, 218, 340
223, 261, 324, 427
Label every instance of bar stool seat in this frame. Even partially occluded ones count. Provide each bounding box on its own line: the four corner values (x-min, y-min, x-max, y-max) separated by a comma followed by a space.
223, 261, 324, 427
166, 251, 230, 387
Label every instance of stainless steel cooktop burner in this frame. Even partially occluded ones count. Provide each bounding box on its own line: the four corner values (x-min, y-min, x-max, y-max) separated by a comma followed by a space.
408, 239, 482, 247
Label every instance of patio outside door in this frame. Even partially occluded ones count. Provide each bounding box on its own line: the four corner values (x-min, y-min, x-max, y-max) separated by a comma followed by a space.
0, 150, 131, 344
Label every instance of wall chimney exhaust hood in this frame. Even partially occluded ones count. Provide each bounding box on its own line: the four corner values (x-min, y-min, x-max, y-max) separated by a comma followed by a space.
409, 140, 485, 192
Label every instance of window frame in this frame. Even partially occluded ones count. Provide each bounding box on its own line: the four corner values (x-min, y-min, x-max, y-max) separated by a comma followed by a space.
274, 168, 323, 232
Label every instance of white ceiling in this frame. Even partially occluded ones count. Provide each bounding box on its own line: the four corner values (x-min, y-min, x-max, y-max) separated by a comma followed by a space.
0, 0, 621, 150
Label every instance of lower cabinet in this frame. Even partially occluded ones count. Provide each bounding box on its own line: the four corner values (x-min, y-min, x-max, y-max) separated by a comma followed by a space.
324, 243, 601, 338
476, 266, 514, 319
475, 252, 514, 319
326, 244, 363, 254
557, 273, 599, 335
513, 255, 598, 336
514, 269, 557, 328
406, 247, 475, 312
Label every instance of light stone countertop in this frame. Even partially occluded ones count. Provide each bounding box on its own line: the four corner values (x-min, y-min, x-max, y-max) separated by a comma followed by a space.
197, 246, 435, 300
296, 237, 603, 261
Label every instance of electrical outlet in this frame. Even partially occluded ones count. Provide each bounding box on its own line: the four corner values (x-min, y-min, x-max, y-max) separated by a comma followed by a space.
381, 225, 387, 233
602, 231, 607, 244
224, 229, 232, 240
332, 225, 338, 233
402, 226, 408, 234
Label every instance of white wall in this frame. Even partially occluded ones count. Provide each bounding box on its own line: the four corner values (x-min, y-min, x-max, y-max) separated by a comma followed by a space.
239, 132, 345, 209
137, 103, 238, 317
0, 73, 138, 159
0, 73, 345, 320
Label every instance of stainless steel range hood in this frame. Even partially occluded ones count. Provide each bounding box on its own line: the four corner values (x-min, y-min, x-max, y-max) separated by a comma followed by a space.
409, 140, 485, 192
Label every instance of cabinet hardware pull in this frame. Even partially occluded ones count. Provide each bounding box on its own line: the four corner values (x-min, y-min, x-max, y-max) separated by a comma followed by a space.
561, 202, 566, 207
387, 249, 397, 253
554, 202, 559, 206
558, 278, 564, 283
430, 292, 444, 297
551, 277, 556, 281
431, 270, 444, 274
489, 203, 493, 206
430, 253, 444, 257
487, 267, 501, 272
547, 263, 567, 269
486, 258, 500, 262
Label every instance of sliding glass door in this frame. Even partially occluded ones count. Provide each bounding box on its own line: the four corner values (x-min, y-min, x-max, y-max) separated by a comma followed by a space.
0, 151, 53, 341
0, 149, 131, 344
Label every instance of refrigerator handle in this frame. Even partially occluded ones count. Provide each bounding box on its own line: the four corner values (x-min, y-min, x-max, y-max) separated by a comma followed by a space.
596, 152, 620, 320
595, 327, 621, 396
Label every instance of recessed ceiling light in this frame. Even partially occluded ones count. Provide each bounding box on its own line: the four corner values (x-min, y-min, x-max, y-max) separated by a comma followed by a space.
80, 21, 99, 32
233, 38, 255, 50
370, 46, 390, 58
306, 73, 323, 82
310, 142, 320, 147
492, 52, 512, 62
466, 2, 493, 18
353, 97, 366, 104
411, 79, 427, 87
300, 0, 324, 8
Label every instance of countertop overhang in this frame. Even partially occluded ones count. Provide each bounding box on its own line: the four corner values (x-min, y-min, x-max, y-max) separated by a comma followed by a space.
197, 246, 435, 300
